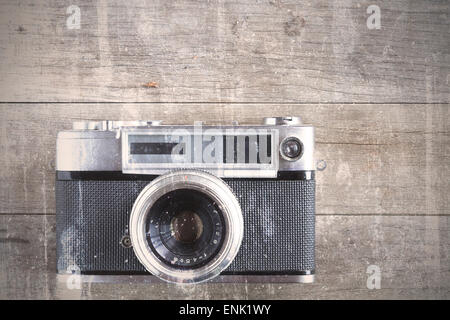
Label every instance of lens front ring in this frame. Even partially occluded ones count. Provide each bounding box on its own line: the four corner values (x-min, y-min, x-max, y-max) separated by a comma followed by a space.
130, 170, 243, 284
280, 136, 304, 161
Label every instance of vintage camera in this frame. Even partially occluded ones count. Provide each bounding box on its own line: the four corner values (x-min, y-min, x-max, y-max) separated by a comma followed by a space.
56, 117, 315, 284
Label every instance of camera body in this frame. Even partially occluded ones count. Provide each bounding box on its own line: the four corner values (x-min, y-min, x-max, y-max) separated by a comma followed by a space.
56, 117, 315, 284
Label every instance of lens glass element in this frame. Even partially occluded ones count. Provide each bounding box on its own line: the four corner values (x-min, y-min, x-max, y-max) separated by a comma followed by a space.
145, 189, 225, 269
170, 210, 203, 243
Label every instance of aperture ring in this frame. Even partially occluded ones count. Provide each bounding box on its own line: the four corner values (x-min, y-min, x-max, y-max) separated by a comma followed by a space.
130, 170, 244, 284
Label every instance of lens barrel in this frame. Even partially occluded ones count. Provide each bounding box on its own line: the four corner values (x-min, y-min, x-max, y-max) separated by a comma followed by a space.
130, 170, 243, 284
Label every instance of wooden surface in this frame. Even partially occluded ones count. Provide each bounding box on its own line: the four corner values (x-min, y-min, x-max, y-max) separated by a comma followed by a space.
1, 103, 449, 216
0, 0, 449, 300
1, 215, 449, 299
0, 0, 449, 103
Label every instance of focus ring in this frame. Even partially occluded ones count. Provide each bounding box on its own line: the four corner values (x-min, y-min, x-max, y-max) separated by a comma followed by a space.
129, 170, 244, 284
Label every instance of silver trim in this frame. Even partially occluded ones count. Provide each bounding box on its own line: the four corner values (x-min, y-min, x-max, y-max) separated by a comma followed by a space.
72, 120, 162, 130
56, 121, 315, 173
56, 131, 121, 171
279, 136, 304, 162
121, 128, 280, 178
57, 274, 315, 284
129, 170, 244, 284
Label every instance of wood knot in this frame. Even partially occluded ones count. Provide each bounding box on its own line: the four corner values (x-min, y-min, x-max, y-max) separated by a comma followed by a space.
284, 16, 305, 37
142, 81, 159, 88
16, 25, 26, 33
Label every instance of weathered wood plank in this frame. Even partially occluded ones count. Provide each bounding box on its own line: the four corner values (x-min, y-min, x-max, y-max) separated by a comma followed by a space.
0, 0, 448, 103
1, 215, 448, 299
0, 103, 448, 215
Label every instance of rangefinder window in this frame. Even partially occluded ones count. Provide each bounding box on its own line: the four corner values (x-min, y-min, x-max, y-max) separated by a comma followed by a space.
122, 129, 280, 178
222, 134, 272, 164
130, 142, 184, 155
128, 133, 272, 163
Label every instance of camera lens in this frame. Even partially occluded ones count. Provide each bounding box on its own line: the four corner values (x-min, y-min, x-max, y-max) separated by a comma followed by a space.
145, 189, 226, 269
280, 137, 303, 160
130, 170, 243, 284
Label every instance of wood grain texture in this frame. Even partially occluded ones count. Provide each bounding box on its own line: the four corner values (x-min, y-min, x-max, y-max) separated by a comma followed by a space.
0, 0, 449, 301
1, 103, 448, 216
0, 0, 448, 103
1, 215, 449, 299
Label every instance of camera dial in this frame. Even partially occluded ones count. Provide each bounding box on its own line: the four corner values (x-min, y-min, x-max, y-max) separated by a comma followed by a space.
263, 116, 302, 126
72, 120, 162, 131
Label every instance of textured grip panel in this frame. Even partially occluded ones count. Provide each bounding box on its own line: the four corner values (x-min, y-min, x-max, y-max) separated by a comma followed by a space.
56, 178, 315, 274
226, 179, 315, 273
